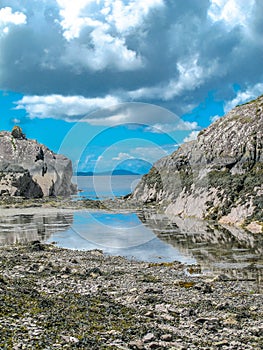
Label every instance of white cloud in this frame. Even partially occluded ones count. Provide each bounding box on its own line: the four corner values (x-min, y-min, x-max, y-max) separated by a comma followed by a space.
0, 7, 27, 25
56, 0, 164, 40
1, 0, 262, 126
15, 94, 122, 121
208, 0, 255, 29
131, 146, 168, 162
11, 118, 21, 124
63, 30, 143, 71
147, 121, 199, 133
84, 103, 200, 130
56, 0, 153, 71
113, 152, 134, 161
0, 7, 26, 35
106, 0, 164, 34
78, 153, 96, 170
56, 0, 102, 41
15, 96, 202, 132
129, 56, 219, 101
183, 130, 199, 143
224, 83, 263, 112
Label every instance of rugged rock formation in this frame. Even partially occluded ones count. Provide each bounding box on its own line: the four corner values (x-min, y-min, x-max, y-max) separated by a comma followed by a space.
0, 130, 76, 198
132, 95, 263, 231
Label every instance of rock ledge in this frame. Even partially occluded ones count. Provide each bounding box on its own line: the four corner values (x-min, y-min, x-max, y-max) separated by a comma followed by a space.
0, 131, 76, 198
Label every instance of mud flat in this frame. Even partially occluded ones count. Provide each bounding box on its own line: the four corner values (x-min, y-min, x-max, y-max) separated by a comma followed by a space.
0, 242, 262, 349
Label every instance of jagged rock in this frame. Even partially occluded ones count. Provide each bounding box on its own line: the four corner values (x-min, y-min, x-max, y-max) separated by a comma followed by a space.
11, 125, 26, 140
0, 131, 77, 198
131, 94, 263, 230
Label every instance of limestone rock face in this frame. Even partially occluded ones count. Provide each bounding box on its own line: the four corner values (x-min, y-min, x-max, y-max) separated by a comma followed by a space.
0, 132, 77, 198
131, 95, 263, 229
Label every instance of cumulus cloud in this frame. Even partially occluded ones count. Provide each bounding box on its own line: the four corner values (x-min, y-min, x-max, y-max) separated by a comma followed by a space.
113, 152, 134, 161
15, 98, 200, 131
11, 118, 21, 124
62, 25, 143, 71
15, 94, 121, 120
224, 83, 263, 112
0, 6, 26, 35
0, 7, 26, 25
0, 0, 262, 123
183, 131, 200, 143
128, 55, 219, 101
208, 0, 255, 30
131, 146, 168, 163
56, 0, 155, 71
146, 121, 199, 134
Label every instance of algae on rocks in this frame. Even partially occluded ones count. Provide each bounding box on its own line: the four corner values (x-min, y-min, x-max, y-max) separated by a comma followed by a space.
131, 94, 263, 232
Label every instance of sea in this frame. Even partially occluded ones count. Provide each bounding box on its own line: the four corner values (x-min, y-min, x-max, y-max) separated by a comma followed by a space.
0, 175, 262, 284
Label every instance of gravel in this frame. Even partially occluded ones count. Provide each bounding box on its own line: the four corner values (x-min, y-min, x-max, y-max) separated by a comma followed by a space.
0, 241, 262, 349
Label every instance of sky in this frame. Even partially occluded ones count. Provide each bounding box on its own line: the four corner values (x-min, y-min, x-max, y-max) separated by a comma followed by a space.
0, 0, 262, 174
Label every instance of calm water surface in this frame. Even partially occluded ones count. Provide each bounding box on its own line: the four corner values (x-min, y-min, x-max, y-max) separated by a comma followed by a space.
0, 176, 262, 284
73, 175, 141, 199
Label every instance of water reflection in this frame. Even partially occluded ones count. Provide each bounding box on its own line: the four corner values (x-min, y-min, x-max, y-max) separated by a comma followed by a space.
0, 210, 262, 286
138, 210, 263, 284
0, 213, 73, 244
45, 211, 195, 264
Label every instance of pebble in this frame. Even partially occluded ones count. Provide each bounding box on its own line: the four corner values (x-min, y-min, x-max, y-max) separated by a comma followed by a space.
160, 334, 173, 341
143, 333, 155, 343
61, 335, 79, 343
0, 243, 261, 350
148, 342, 160, 349
129, 340, 144, 349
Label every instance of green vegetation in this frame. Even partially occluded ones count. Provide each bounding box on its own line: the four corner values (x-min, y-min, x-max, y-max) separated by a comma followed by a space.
10, 137, 16, 151
206, 163, 263, 221
228, 115, 253, 123
11, 125, 26, 139
0, 280, 149, 348
143, 167, 163, 195
236, 94, 263, 107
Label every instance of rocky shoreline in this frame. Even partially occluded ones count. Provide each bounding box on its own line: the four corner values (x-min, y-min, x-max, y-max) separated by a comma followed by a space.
0, 196, 107, 210
131, 95, 263, 233
0, 242, 262, 349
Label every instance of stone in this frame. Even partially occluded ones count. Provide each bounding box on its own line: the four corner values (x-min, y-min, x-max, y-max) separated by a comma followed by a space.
61, 266, 71, 274
129, 340, 144, 349
86, 267, 103, 277
160, 334, 173, 341
130, 94, 263, 230
148, 342, 160, 349
30, 240, 45, 251
0, 131, 77, 198
0, 274, 7, 285
61, 335, 79, 343
143, 333, 155, 343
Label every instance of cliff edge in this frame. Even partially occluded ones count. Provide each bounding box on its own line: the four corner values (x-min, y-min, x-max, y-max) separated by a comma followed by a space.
131, 95, 263, 232
0, 129, 76, 198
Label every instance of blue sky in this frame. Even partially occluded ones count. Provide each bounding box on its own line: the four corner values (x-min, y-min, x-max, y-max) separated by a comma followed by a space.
0, 0, 262, 174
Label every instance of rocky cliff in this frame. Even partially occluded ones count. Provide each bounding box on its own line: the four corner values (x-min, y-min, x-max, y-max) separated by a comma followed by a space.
132, 95, 263, 232
0, 130, 76, 198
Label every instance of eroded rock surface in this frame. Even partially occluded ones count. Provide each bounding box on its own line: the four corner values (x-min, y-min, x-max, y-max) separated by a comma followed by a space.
131, 95, 263, 231
0, 131, 76, 198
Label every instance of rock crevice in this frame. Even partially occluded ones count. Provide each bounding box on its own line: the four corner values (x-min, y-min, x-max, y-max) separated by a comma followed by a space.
0, 131, 76, 198
131, 95, 263, 231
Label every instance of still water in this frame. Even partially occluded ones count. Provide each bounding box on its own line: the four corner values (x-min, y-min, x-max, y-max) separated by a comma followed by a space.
73, 175, 141, 199
0, 176, 262, 283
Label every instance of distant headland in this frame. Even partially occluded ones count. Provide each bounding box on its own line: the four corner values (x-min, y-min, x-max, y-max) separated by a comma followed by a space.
76, 169, 141, 176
